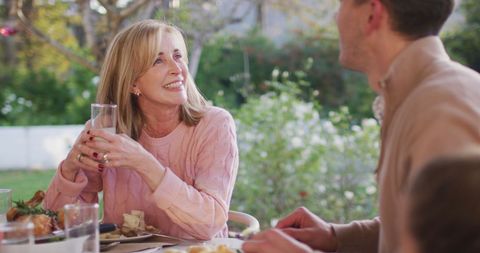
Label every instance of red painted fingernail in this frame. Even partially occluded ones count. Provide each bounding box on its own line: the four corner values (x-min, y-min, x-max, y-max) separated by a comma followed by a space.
87, 130, 91, 134
98, 164, 105, 169
93, 152, 98, 158
89, 136, 94, 141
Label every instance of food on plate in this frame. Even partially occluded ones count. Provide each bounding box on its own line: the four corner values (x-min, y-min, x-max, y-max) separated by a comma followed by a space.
16, 213, 53, 237
6, 190, 64, 236
99, 229, 122, 240
100, 210, 161, 239
164, 244, 236, 253
121, 210, 146, 236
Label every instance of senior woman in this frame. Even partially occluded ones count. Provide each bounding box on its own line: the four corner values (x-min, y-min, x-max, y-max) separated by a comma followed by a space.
43, 20, 239, 240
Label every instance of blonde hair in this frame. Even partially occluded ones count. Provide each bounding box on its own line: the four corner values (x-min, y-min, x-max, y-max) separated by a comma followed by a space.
96, 19, 207, 140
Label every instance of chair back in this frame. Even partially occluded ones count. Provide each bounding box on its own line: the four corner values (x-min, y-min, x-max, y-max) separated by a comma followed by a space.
227, 210, 260, 239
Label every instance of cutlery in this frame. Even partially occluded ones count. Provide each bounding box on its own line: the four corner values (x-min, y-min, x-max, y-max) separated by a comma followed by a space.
148, 233, 187, 243
100, 241, 120, 252
100, 223, 118, 233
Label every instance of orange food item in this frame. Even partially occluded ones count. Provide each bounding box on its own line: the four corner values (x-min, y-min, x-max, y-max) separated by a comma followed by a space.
6, 190, 61, 236
16, 214, 53, 236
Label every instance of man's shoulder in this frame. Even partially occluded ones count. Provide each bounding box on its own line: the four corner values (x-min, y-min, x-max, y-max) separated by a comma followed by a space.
431, 59, 480, 84
414, 61, 480, 104
397, 61, 480, 126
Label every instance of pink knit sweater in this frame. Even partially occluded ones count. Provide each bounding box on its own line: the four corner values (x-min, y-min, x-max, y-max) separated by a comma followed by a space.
44, 106, 239, 240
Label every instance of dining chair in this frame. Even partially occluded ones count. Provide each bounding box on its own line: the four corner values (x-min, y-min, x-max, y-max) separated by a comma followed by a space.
227, 210, 260, 239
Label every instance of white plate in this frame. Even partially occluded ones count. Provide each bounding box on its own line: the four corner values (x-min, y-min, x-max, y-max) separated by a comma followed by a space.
4, 236, 88, 253
35, 230, 65, 243
158, 238, 243, 252
100, 232, 153, 243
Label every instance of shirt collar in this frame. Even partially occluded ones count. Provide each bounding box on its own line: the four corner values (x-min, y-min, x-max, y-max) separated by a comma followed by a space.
375, 36, 450, 125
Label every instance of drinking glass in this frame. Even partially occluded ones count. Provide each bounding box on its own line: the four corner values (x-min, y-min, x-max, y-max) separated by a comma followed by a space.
0, 221, 34, 246
64, 203, 99, 253
0, 189, 12, 224
91, 104, 117, 134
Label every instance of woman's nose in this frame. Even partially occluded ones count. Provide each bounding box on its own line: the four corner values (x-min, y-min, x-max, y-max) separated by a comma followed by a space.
169, 60, 182, 75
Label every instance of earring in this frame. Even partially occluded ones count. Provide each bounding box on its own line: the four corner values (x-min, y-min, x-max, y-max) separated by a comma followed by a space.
132, 85, 141, 96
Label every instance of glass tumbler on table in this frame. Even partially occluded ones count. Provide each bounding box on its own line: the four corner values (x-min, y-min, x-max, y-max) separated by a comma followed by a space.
0, 221, 34, 246
64, 203, 99, 253
0, 189, 12, 224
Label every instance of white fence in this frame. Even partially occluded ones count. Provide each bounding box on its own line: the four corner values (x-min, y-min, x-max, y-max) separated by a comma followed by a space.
0, 125, 83, 170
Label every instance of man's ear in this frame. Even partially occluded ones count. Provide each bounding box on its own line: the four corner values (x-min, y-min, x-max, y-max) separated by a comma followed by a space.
366, 0, 385, 35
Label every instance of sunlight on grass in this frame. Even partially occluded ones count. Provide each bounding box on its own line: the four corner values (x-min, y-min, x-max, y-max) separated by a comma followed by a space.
0, 169, 56, 201
0, 169, 104, 216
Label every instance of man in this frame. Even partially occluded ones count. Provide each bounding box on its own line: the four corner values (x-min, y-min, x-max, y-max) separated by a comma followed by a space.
242, 0, 480, 252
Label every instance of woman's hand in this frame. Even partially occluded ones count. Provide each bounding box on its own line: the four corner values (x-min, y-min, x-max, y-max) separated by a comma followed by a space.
84, 129, 166, 190
275, 207, 337, 252
61, 123, 101, 181
84, 129, 149, 169
242, 229, 314, 253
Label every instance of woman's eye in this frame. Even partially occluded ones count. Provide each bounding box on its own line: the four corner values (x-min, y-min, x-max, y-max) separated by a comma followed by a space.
153, 58, 163, 65
174, 54, 182, 60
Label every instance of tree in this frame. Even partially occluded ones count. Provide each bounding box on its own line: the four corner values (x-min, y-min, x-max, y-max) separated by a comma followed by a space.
8, 0, 169, 73
164, 0, 339, 78
257, 0, 337, 29
1, 0, 18, 66
157, 0, 257, 78
5, 0, 338, 77
444, 0, 480, 72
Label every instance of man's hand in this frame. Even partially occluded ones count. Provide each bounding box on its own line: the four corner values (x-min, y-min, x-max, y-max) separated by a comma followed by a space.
276, 207, 338, 252
242, 229, 314, 253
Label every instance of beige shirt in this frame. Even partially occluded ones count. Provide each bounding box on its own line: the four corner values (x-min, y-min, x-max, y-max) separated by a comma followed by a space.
333, 36, 480, 253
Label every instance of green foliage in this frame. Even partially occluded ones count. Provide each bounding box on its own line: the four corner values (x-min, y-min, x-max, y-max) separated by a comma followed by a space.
197, 30, 375, 120
196, 30, 278, 109
13, 2, 86, 75
231, 71, 379, 227
461, 0, 480, 25
13, 200, 57, 218
0, 65, 96, 125
444, 0, 480, 71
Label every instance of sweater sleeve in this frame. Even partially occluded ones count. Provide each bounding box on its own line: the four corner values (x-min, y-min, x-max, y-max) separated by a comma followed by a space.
43, 161, 103, 211
332, 217, 380, 253
151, 110, 239, 240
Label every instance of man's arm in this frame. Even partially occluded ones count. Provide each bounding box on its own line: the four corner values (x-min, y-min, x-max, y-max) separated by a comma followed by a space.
332, 217, 380, 253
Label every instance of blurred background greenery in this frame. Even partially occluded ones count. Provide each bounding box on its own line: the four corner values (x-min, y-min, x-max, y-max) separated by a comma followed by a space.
0, 0, 479, 228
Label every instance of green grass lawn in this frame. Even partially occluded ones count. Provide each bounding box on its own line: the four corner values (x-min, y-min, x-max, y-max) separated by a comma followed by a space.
0, 169, 105, 216
0, 169, 56, 201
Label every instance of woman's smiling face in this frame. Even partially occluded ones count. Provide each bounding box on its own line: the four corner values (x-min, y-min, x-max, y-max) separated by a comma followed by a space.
135, 31, 189, 108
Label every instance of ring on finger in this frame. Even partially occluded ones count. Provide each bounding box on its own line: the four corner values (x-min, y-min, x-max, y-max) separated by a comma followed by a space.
76, 153, 83, 162
103, 153, 109, 163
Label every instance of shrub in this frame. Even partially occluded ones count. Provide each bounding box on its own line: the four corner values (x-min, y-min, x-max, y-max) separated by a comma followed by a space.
0, 65, 96, 126
231, 70, 379, 228
196, 31, 375, 120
